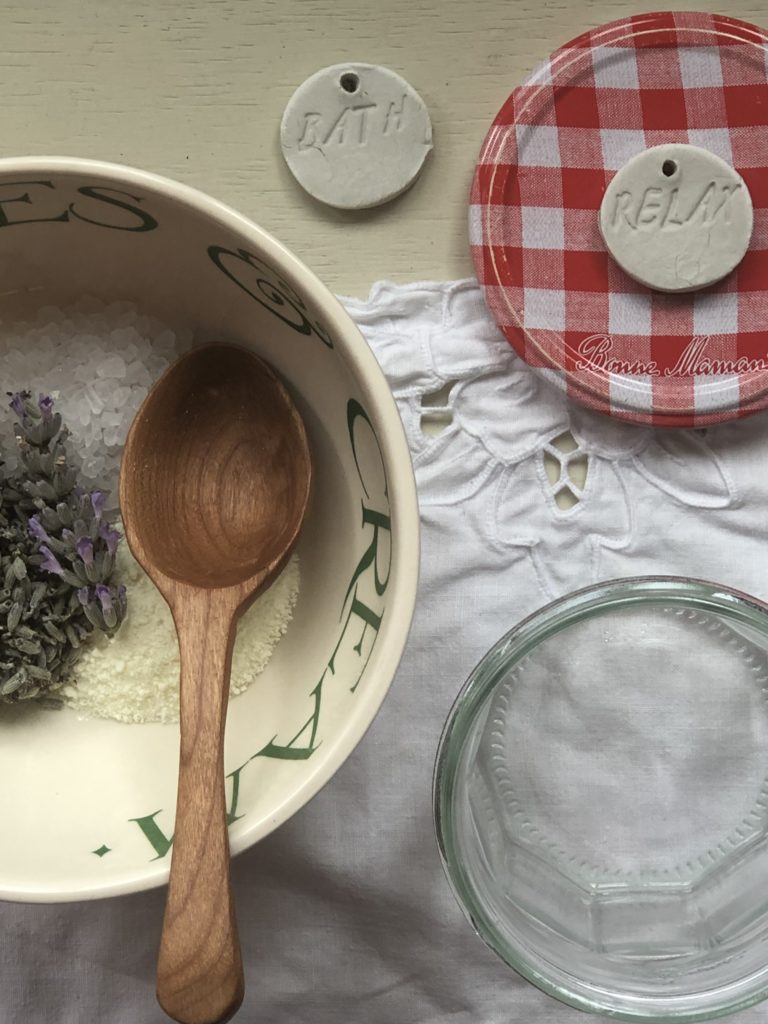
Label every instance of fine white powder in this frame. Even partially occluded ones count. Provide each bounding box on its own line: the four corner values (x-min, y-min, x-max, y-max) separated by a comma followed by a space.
65, 538, 300, 724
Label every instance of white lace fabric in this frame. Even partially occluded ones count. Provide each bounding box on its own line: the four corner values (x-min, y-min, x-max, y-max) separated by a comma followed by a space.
345, 279, 768, 605
5, 279, 768, 1024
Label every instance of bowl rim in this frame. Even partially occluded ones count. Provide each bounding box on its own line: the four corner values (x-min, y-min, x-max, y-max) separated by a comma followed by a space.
433, 575, 768, 1023
0, 155, 420, 903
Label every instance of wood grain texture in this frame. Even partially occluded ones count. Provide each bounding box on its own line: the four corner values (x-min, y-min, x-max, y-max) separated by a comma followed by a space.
158, 586, 245, 1024
0, 0, 763, 298
119, 345, 311, 1024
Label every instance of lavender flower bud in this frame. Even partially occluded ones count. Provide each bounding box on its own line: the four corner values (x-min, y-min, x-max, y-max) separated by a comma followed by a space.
29, 583, 47, 612
7, 602, 22, 631
96, 585, 118, 629
76, 587, 90, 606
90, 490, 106, 521
3, 562, 15, 589
40, 506, 60, 531
55, 501, 73, 527
64, 624, 81, 649
37, 394, 54, 421
78, 596, 106, 631
39, 545, 64, 577
28, 515, 49, 544
98, 521, 121, 557
63, 567, 86, 588
75, 536, 94, 566
9, 392, 26, 420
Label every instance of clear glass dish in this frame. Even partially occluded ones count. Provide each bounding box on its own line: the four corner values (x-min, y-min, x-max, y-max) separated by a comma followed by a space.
434, 578, 768, 1021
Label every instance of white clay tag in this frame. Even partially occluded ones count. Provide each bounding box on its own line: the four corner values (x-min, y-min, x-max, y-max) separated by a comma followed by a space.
280, 63, 433, 210
599, 144, 753, 293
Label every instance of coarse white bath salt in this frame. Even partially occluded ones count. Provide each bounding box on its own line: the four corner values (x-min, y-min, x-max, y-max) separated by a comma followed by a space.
65, 538, 300, 723
0, 297, 192, 493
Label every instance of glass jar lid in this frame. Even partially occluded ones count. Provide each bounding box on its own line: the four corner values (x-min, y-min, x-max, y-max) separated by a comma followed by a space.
471, 12, 768, 427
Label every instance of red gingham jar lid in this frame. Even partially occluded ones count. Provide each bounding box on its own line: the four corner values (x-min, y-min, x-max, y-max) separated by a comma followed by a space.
471, 11, 768, 427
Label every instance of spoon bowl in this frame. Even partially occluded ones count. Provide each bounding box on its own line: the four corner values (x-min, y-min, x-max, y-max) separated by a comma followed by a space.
120, 343, 312, 1024
123, 343, 310, 590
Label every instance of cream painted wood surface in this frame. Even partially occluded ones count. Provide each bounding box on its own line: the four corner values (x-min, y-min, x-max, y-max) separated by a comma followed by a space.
1, 0, 765, 297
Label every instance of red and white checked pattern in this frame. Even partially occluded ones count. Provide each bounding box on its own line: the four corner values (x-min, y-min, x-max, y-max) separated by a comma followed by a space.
471, 11, 768, 426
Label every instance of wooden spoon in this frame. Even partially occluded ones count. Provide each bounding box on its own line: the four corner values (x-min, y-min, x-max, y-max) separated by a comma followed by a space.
119, 343, 311, 1024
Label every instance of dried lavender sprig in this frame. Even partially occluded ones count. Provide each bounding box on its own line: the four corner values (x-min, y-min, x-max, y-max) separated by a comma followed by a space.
0, 391, 127, 704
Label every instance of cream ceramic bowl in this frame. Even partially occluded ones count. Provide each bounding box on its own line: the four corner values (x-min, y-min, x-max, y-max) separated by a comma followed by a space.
0, 157, 419, 901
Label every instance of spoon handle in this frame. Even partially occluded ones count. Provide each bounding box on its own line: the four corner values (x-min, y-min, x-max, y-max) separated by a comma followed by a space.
157, 588, 244, 1024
